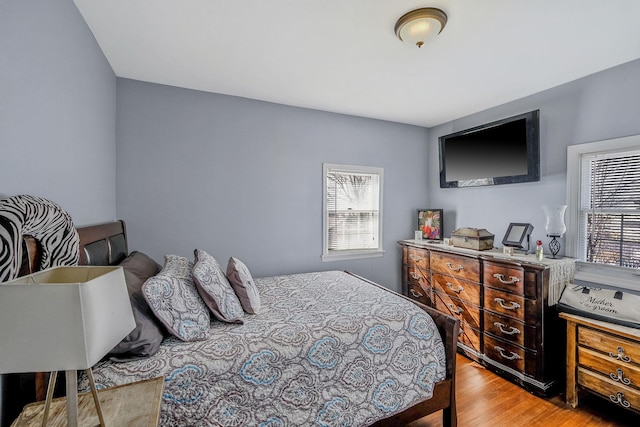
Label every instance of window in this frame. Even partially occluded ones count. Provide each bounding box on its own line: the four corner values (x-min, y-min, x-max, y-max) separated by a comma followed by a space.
322, 163, 384, 261
567, 136, 640, 273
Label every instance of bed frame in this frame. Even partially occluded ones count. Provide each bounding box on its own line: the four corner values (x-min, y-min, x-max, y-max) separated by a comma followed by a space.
18, 220, 459, 427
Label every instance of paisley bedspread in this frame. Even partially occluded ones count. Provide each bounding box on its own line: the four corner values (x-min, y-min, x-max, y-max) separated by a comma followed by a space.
82, 270, 446, 426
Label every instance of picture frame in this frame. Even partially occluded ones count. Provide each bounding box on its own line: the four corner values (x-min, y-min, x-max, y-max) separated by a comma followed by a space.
502, 223, 534, 251
417, 209, 443, 240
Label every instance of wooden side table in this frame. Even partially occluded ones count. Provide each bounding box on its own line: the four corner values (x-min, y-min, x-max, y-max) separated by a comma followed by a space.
561, 312, 640, 411
11, 377, 164, 427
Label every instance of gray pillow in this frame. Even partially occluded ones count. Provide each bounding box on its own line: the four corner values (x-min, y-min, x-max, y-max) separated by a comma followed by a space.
110, 252, 165, 359
143, 254, 210, 341
193, 249, 244, 323
226, 257, 261, 314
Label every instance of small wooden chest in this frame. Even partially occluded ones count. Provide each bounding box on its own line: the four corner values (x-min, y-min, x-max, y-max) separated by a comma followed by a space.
451, 227, 494, 251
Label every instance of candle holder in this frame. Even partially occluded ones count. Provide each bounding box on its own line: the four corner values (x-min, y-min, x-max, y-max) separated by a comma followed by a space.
543, 205, 567, 258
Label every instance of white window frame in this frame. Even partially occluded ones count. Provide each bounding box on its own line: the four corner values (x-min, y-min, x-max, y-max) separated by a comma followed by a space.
567, 134, 640, 288
322, 163, 384, 262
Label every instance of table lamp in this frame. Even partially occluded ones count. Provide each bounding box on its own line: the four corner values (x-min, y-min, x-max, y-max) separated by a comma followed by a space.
0, 266, 135, 426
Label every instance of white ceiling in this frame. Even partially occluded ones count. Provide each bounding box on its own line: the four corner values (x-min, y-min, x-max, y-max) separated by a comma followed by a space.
73, 0, 640, 128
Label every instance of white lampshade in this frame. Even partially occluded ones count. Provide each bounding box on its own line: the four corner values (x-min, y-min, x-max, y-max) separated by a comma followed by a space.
543, 205, 567, 237
0, 266, 135, 373
395, 8, 447, 48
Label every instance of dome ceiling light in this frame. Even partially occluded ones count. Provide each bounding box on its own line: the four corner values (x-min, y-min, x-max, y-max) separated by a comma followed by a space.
394, 8, 448, 48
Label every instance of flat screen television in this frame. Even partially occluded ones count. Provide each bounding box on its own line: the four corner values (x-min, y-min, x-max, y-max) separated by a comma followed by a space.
439, 110, 540, 188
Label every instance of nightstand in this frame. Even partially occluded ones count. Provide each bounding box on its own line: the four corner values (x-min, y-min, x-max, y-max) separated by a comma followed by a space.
561, 312, 640, 412
11, 376, 164, 427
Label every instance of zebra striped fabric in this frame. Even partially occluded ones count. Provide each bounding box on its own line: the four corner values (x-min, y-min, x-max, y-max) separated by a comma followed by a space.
0, 195, 79, 282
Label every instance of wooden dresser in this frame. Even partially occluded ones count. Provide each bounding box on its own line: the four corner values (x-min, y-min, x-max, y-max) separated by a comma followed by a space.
400, 240, 573, 396
561, 312, 640, 413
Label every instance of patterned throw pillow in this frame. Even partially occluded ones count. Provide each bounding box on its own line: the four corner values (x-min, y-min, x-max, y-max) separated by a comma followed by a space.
192, 249, 244, 323
142, 254, 210, 341
226, 257, 261, 314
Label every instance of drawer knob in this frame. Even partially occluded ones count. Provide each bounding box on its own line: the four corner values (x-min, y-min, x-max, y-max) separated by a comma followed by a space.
493, 273, 520, 285
446, 282, 464, 293
409, 254, 423, 262
610, 368, 632, 386
409, 289, 424, 298
494, 298, 521, 310
410, 272, 422, 280
446, 262, 464, 272
609, 346, 632, 363
494, 346, 521, 361
493, 322, 521, 336
609, 392, 631, 409
446, 303, 464, 315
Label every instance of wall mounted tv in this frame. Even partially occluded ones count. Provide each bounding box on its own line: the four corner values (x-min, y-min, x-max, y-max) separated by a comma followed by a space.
439, 110, 540, 188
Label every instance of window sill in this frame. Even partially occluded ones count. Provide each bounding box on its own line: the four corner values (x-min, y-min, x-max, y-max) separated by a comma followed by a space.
322, 249, 385, 262
573, 261, 640, 292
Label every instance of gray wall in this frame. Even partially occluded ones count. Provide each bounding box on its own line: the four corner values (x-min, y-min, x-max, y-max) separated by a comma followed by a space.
116, 79, 430, 291
427, 59, 640, 255
0, 1, 116, 424
0, 0, 117, 225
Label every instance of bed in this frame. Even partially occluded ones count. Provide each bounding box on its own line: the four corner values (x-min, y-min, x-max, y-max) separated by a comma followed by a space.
16, 220, 459, 426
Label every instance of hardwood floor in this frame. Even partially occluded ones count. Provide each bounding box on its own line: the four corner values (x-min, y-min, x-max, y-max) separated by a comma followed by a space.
408, 355, 640, 427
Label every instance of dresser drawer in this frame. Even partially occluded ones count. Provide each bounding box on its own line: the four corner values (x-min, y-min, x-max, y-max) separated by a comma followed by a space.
484, 261, 525, 295
434, 291, 481, 330
484, 335, 527, 374
407, 281, 431, 306
459, 320, 481, 353
484, 287, 526, 322
432, 273, 480, 306
407, 265, 429, 288
431, 252, 480, 282
484, 310, 536, 350
579, 346, 640, 390
579, 327, 640, 365
403, 246, 429, 270
578, 367, 640, 411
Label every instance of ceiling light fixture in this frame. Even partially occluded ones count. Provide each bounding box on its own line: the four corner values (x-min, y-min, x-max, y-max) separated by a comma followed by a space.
394, 8, 447, 48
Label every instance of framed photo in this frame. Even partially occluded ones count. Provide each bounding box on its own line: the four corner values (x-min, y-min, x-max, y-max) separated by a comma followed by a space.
417, 209, 443, 240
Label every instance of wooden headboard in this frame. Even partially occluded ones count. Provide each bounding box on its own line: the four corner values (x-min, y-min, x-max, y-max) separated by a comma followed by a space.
18, 220, 128, 276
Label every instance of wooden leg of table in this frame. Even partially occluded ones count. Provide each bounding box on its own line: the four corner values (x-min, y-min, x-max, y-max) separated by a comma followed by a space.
565, 320, 578, 408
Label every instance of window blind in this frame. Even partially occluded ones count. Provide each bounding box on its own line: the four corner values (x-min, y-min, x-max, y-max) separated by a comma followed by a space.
580, 152, 640, 268
326, 168, 380, 251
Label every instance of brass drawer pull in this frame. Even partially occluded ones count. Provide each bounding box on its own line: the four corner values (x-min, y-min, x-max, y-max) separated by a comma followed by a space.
446, 303, 464, 315
493, 322, 521, 336
446, 262, 463, 272
409, 272, 422, 280
494, 298, 521, 310
446, 282, 464, 293
493, 273, 520, 285
610, 369, 632, 386
409, 254, 423, 262
494, 346, 521, 361
409, 289, 423, 298
609, 346, 632, 363
609, 392, 631, 408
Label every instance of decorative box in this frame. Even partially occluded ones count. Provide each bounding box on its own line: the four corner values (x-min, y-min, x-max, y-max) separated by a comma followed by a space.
451, 227, 495, 251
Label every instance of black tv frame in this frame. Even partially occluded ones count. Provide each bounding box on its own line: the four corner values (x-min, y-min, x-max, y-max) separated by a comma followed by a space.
439, 110, 540, 188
